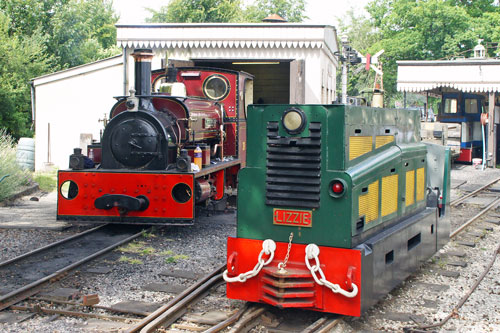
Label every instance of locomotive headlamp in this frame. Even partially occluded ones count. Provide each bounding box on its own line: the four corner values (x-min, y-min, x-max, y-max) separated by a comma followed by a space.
282, 108, 306, 134
329, 179, 347, 198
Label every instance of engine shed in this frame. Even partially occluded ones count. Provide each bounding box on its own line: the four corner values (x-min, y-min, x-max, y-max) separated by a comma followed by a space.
116, 23, 339, 105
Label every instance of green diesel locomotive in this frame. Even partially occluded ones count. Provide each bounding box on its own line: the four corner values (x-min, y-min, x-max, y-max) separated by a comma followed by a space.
224, 104, 450, 316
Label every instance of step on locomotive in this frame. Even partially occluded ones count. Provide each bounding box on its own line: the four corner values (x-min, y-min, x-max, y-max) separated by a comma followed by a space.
57, 49, 253, 224
224, 104, 451, 316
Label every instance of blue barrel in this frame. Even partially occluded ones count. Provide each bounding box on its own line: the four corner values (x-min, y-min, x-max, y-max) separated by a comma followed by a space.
16, 138, 35, 171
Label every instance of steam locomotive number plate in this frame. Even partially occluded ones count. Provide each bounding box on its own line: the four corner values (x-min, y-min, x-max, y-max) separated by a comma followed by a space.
273, 209, 312, 227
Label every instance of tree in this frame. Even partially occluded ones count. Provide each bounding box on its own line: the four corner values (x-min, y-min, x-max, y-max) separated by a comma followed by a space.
0, 0, 69, 37
365, 0, 475, 100
146, 0, 307, 23
0, 0, 119, 137
243, 0, 307, 22
364, 0, 500, 102
336, 9, 380, 98
146, 0, 243, 23
0, 12, 55, 138
48, 0, 119, 68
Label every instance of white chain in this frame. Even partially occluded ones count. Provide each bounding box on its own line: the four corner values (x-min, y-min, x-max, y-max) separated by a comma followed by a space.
277, 232, 294, 272
223, 239, 276, 283
304, 244, 358, 298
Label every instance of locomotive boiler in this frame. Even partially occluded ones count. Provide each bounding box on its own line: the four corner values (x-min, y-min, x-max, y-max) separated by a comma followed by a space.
57, 49, 253, 224
224, 104, 451, 316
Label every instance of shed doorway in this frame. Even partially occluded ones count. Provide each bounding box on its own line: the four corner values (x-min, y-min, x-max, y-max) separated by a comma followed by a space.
193, 60, 290, 104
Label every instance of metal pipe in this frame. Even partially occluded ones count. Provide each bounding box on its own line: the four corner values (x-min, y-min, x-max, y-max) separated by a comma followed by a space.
30, 81, 36, 131
123, 48, 128, 96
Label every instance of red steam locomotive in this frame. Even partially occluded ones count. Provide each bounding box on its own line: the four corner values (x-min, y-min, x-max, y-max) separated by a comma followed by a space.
57, 49, 253, 224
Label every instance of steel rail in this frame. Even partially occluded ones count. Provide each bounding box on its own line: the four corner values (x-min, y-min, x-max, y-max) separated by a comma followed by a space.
405, 243, 500, 332
450, 176, 500, 207
125, 265, 224, 333
10, 305, 141, 323
29, 296, 150, 317
202, 304, 250, 333
0, 227, 148, 311
450, 196, 500, 238
0, 224, 107, 268
140, 273, 224, 333
226, 306, 266, 333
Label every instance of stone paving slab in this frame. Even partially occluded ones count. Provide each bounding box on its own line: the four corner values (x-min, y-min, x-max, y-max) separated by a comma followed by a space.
438, 270, 461, 278
142, 282, 186, 294
185, 311, 229, 325
39, 287, 80, 301
109, 300, 160, 316
413, 282, 450, 293
75, 318, 130, 332
159, 269, 201, 280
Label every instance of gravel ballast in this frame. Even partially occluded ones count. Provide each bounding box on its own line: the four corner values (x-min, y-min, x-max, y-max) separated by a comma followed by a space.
0, 165, 499, 332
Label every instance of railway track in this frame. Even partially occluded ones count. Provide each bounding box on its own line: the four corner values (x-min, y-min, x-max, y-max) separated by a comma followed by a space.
0, 224, 147, 311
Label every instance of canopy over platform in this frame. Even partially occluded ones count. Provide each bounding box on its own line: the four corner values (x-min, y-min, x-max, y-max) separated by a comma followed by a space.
397, 59, 500, 94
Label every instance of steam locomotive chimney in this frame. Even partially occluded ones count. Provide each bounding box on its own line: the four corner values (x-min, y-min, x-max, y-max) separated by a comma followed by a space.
131, 49, 153, 97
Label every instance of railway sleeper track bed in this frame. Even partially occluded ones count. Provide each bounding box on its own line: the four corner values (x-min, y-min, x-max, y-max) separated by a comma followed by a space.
0, 224, 147, 311
1, 173, 500, 332
345, 182, 500, 332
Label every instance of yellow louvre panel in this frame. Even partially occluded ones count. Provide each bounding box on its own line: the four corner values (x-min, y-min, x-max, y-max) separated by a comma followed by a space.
381, 174, 398, 216
359, 180, 379, 223
375, 135, 395, 149
405, 170, 415, 206
349, 136, 372, 160
416, 167, 425, 202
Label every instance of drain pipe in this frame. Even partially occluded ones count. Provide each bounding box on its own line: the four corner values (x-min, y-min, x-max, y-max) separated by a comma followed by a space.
481, 113, 488, 170
30, 81, 36, 131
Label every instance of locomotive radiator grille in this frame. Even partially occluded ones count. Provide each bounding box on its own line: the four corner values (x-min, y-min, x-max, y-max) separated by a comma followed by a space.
359, 180, 379, 223
381, 174, 398, 217
405, 170, 415, 206
265, 121, 321, 209
416, 167, 425, 202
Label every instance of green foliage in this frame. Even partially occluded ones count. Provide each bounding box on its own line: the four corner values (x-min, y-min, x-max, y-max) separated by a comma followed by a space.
48, 0, 119, 67
362, 0, 500, 101
146, 0, 243, 23
0, 12, 55, 139
0, 0, 119, 137
146, 0, 307, 23
0, 129, 32, 201
118, 256, 144, 265
33, 171, 57, 192
0, 0, 69, 37
165, 254, 189, 264
243, 0, 307, 22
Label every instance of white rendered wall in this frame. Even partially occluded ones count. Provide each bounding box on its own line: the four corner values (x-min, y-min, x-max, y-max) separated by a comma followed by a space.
33, 59, 123, 171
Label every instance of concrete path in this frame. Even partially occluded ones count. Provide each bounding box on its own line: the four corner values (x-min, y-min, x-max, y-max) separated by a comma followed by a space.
0, 191, 70, 230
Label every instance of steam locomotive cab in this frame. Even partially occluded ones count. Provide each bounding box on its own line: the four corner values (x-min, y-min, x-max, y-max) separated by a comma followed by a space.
57, 49, 253, 224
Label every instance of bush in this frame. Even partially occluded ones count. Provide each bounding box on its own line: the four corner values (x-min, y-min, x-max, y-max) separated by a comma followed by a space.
0, 129, 33, 201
